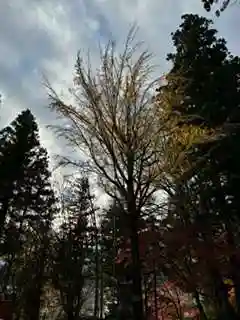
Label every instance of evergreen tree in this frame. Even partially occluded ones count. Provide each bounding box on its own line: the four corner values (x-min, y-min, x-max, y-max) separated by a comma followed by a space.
166, 13, 240, 246
160, 14, 240, 319
0, 109, 55, 242
0, 109, 56, 319
166, 14, 240, 128
50, 177, 95, 320
12, 225, 52, 320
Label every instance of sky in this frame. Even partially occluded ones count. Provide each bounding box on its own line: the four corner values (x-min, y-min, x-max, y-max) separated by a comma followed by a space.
0, 0, 239, 203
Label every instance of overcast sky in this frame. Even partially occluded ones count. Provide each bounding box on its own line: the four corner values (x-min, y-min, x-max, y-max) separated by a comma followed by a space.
0, 0, 239, 180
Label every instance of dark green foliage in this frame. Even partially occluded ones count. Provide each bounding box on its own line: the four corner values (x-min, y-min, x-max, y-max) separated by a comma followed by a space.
13, 228, 51, 320
0, 109, 56, 319
201, 0, 232, 16
2, 9, 240, 320
163, 13, 240, 319
0, 109, 56, 240
167, 14, 240, 128
50, 177, 95, 320
166, 13, 240, 224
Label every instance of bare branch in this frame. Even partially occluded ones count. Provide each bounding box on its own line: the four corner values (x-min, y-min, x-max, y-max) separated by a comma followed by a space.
47, 28, 175, 217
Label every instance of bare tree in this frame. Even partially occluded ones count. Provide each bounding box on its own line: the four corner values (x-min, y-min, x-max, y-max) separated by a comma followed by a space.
47, 28, 173, 320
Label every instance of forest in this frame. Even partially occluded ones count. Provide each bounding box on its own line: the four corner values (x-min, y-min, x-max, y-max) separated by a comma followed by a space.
0, 1, 240, 319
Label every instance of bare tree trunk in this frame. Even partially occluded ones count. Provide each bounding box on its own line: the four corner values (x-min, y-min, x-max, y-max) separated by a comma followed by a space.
99, 244, 104, 320
153, 265, 158, 320
193, 290, 208, 320
88, 189, 99, 319
143, 275, 148, 317
129, 207, 144, 320
67, 310, 74, 320
26, 243, 46, 320
94, 243, 99, 319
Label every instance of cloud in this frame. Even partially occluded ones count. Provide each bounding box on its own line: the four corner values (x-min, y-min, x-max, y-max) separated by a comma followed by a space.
0, 0, 239, 187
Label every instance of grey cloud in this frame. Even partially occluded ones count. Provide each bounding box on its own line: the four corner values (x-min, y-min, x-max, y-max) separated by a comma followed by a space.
0, 0, 239, 174
0, 0, 100, 159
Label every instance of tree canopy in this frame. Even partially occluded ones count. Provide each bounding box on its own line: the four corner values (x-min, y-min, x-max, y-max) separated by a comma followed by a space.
1, 6, 240, 320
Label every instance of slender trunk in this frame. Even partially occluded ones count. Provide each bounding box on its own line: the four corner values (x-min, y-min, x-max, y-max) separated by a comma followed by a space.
225, 226, 240, 316
210, 269, 238, 319
94, 241, 99, 319
198, 179, 237, 319
211, 171, 240, 316
88, 188, 99, 319
153, 266, 158, 320
194, 290, 208, 320
65, 294, 75, 320
143, 275, 148, 317
28, 292, 41, 320
0, 198, 10, 237
27, 245, 46, 320
129, 209, 144, 320
127, 152, 144, 320
67, 311, 74, 320
99, 246, 104, 320
26, 280, 42, 320
203, 239, 235, 318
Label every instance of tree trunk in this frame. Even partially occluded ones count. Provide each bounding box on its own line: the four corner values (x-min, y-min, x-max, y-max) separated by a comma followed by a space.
88, 186, 100, 319
211, 170, 240, 317
214, 273, 237, 319
143, 275, 148, 317
193, 290, 208, 320
26, 246, 45, 320
225, 226, 240, 317
126, 149, 144, 320
0, 198, 10, 237
198, 178, 238, 319
94, 242, 99, 319
153, 266, 158, 320
99, 246, 104, 320
129, 208, 144, 320
67, 311, 75, 320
